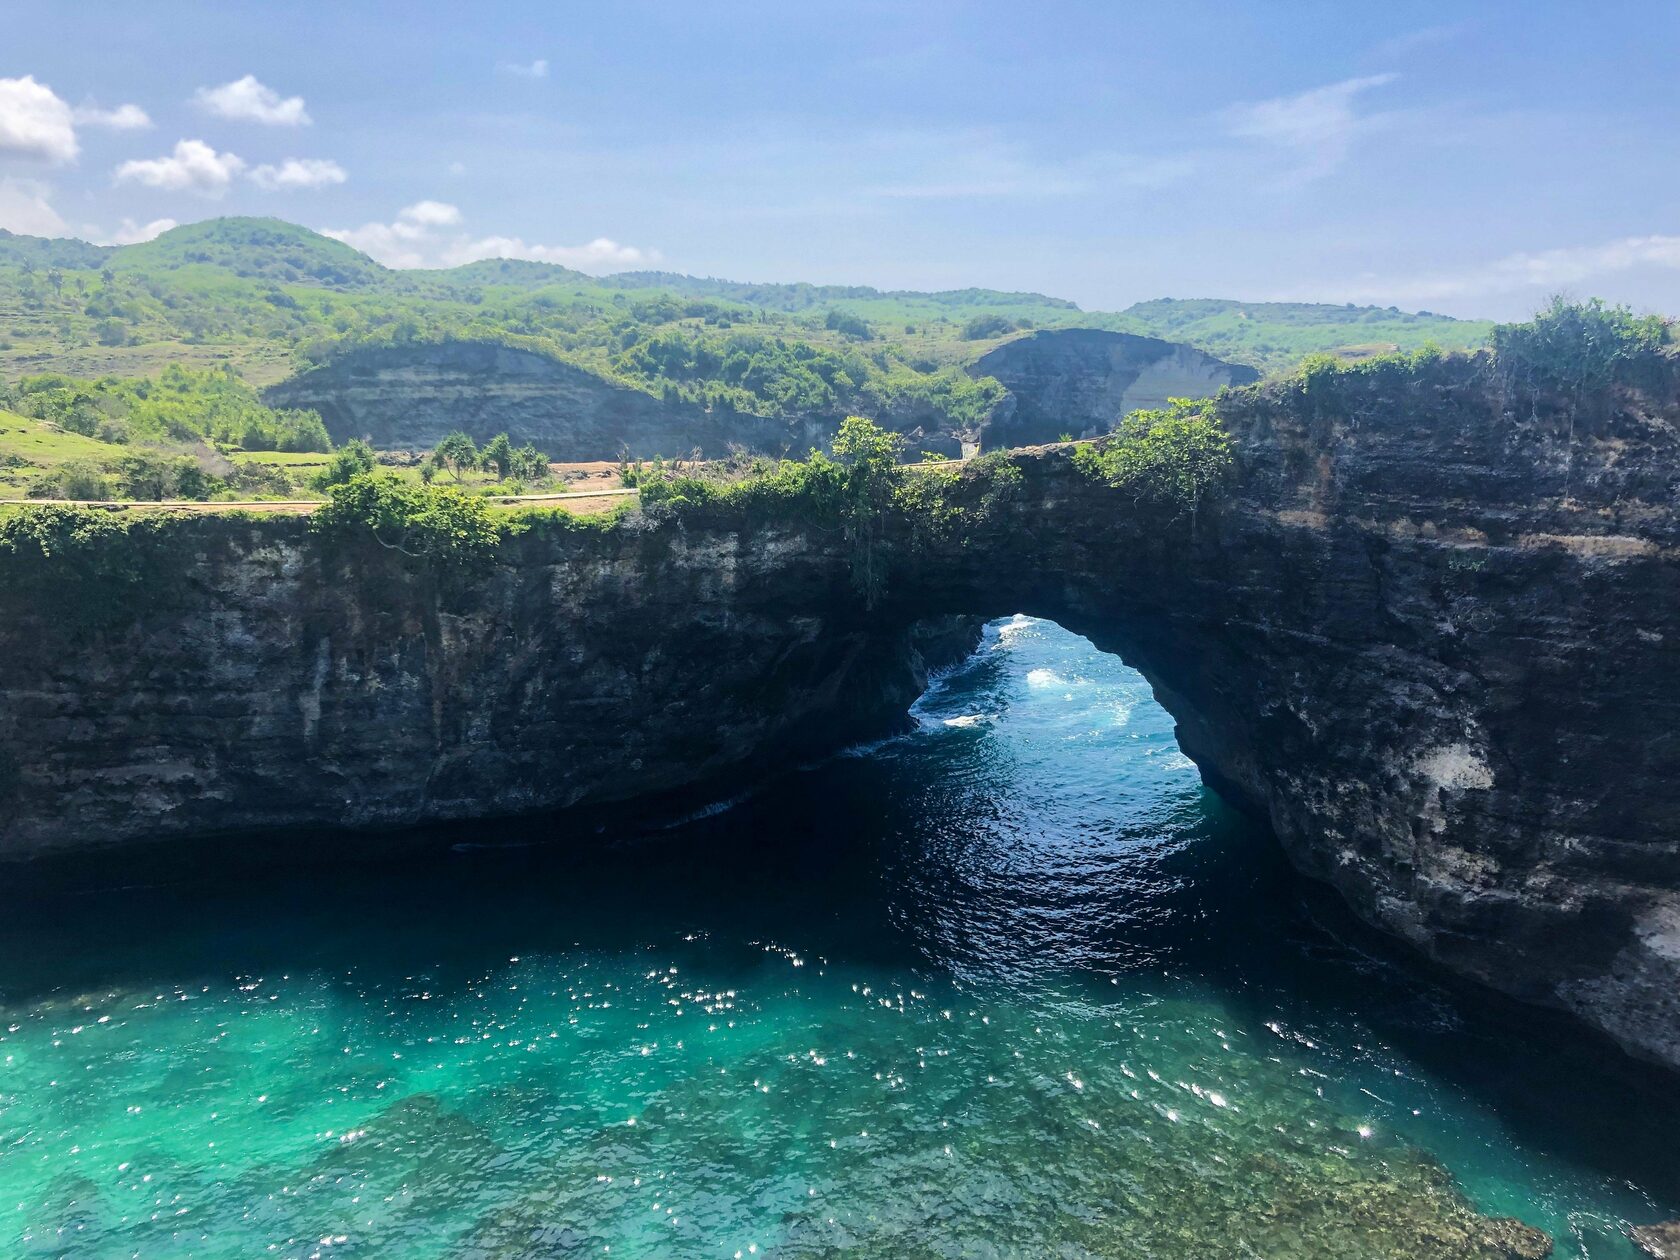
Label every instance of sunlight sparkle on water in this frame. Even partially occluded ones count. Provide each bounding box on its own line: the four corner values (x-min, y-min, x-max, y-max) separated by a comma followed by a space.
0, 617, 1672, 1258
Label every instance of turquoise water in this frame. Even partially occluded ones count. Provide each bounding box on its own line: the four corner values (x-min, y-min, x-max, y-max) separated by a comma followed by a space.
2, 616, 1677, 1258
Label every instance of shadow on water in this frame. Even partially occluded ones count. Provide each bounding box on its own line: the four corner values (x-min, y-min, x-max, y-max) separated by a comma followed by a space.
1, 615, 1676, 1254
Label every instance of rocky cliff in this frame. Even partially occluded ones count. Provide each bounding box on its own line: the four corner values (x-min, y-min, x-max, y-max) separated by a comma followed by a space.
0, 513, 975, 854
883, 352, 1680, 1073
4, 349, 1679, 1074
967, 328, 1260, 448
264, 340, 824, 459
264, 330, 1252, 462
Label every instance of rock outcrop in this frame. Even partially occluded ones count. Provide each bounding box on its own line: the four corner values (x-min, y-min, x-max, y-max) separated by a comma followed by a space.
4, 350, 1680, 1075
264, 340, 825, 459
968, 328, 1260, 448
265, 330, 1251, 462
1633, 1222, 1680, 1259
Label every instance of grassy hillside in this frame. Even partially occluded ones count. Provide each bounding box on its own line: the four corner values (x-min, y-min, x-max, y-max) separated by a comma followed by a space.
109, 218, 389, 288
0, 230, 110, 271
0, 408, 115, 495
0, 217, 1495, 420
1119, 298, 1493, 369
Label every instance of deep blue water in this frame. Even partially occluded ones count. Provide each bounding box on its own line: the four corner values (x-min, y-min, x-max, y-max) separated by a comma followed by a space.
0, 616, 1676, 1258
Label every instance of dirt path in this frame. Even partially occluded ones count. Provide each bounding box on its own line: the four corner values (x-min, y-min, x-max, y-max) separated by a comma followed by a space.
2, 487, 640, 515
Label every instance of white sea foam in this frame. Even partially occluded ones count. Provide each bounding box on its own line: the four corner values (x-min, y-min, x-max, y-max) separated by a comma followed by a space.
993, 614, 1038, 648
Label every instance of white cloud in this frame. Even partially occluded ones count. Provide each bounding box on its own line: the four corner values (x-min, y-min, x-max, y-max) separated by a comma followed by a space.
72, 101, 152, 130
322, 201, 655, 272
399, 199, 462, 227
319, 203, 459, 268
0, 177, 68, 236
0, 75, 78, 163
98, 216, 178, 245
114, 139, 246, 195
320, 222, 427, 269
499, 58, 549, 79
194, 75, 310, 126
1312, 235, 1680, 307
1224, 74, 1398, 180
248, 157, 348, 191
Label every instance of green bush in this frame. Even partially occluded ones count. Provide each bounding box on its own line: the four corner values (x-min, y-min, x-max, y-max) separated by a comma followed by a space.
477, 432, 549, 483
1073, 397, 1233, 515
29, 460, 111, 501
0, 504, 177, 630
116, 452, 219, 501
8, 365, 330, 452
823, 309, 873, 340
309, 472, 501, 572
433, 431, 478, 482
961, 313, 1020, 340
310, 438, 376, 490
1493, 296, 1670, 394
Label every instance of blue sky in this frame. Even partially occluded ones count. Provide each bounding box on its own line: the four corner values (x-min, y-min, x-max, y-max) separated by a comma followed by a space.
1, 0, 1675, 318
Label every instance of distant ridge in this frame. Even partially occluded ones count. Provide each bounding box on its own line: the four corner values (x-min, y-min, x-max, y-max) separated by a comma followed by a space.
0, 228, 109, 271
0, 216, 1495, 373
108, 218, 390, 288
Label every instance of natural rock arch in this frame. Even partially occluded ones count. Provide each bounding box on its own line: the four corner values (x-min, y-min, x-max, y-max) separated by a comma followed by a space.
0, 354, 1677, 1073
855, 358, 1680, 1076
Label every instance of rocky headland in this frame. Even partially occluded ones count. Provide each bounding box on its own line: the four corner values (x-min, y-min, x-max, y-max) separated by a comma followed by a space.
4, 346, 1679, 1079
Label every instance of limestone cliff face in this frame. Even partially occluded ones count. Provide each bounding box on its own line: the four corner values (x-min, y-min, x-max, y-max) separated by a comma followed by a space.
4, 352, 1679, 1073
968, 328, 1260, 449
264, 340, 821, 459
264, 330, 1250, 462
882, 352, 1680, 1073
0, 517, 972, 854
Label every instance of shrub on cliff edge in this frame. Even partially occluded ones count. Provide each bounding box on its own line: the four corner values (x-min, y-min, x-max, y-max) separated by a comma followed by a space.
1073, 397, 1233, 517
309, 473, 500, 572
1494, 297, 1670, 395
0, 504, 177, 630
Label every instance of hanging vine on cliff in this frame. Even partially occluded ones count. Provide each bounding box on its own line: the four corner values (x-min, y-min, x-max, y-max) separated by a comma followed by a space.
830, 415, 905, 609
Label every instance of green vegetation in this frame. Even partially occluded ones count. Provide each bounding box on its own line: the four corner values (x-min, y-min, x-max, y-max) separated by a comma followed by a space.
310, 439, 376, 490
1115, 298, 1492, 372
432, 431, 479, 482
0, 364, 328, 451
310, 474, 501, 572
0, 365, 330, 500
1, 219, 1659, 518
0, 503, 183, 629
0, 217, 1493, 419
831, 415, 905, 605
1492, 295, 1670, 394
476, 432, 549, 482
962, 314, 1030, 340
108, 218, 387, 288
1073, 397, 1234, 517
1278, 299, 1673, 396
631, 416, 1027, 603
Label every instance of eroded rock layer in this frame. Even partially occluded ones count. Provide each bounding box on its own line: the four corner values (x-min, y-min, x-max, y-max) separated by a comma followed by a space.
3, 352, 1679, 1073
968, 328, 1261, 448
264, 339, 824, 459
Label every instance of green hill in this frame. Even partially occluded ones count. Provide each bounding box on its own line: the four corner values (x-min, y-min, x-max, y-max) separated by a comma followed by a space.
0, 229, 110, 271
0, 216, 1498, 399
431, 258, 594, 290
109, 218, 390, 288
1119, 298, 1493, 369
